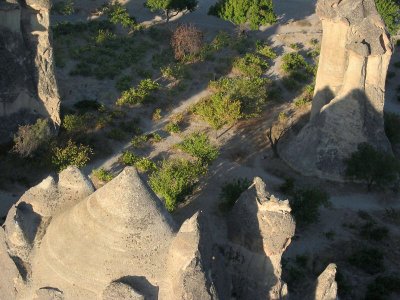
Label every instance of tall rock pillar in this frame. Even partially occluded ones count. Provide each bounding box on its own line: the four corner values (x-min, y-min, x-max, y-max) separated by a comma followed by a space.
280, 0, 393, 181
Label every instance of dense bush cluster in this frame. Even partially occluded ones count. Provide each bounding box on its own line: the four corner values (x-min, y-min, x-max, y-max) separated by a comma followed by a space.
12, 119, 52, 158
52, 0, 75, 15
92, 168, 114, 182
146, 0, 198, 21
219, 178, 251, 211
384, 112, 400, 146
149, 159, 206, 211
291, 188, 330, 227
233, 53, 269, 77
102, 1, 137, 30
177, 132, 219, 164
375, 0, 400, 35
116, 79, 160, 105
194, 77, 270, 129
209, 0, 277, 30
345, 143, 400, 190
52, 140, 93, 171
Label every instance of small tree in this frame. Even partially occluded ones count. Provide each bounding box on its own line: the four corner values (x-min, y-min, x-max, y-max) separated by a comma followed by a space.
375, 0, 400, 35
146, 0, 198, 21
171, 24, 203, 60
52, 140, 93, 171
12, 119, 52, 158
345, 143, 400, 190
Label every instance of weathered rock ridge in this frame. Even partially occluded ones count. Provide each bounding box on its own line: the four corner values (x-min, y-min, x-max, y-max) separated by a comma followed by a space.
0, 0, 60, 142
280, 0, 393, 180
0, 168, 337, 299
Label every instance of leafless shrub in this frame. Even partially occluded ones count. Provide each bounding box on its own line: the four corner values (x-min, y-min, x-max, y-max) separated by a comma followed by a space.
171, 23, 203, 60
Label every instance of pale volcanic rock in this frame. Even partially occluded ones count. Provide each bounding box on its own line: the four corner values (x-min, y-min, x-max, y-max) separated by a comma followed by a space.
228, 177, 295, 299
102, 282, 145, 300
3, 166, 94, 263
163, 213, 218, 300
0, 0, 60, 142
28, 167, 175, 298
314, 263, 338, 300
280, 0, 393, 180
0, 228, 22, 300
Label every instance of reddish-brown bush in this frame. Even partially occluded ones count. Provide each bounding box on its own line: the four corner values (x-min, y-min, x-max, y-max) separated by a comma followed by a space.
171, 23, 203, 60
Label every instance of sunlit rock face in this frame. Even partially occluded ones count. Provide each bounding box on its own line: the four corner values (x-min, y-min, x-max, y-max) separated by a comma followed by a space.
0, 169, 336, 299
280, 0, 393, 181
0, 0, 60, 142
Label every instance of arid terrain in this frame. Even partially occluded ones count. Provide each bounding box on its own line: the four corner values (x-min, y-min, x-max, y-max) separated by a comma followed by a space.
1, 0, 400, 299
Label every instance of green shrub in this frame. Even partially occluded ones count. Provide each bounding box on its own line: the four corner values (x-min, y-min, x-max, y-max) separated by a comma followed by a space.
152, 108, 162, 121
279, 177, 295, 195
103, 1, 137, 30
120, 151, 139, 166
177, 132, 219, 164
209, 0, 277, 30
52, 0, 75, 15
146, 0, 198, 21
209, 76, 270, 115
94, 29, 117, 44
219, 178, 251, 211
365, 274, 400, 300
194, 76, 270, 129
348, 247, 385, 275
212, 31, 231, 50
384, 112, 400, 145
256, 41, 277, 59
134, 157, 157, 172
161, 63, 188, 80
281, 52, 307, 74
74, 100, 102, 113
106, 128, 127, 141
62, 114, 89, 133
92, 168, 114, 182
52, 140, 93, 171
233, 53, 269, 77
131, 135, 149, 148
116, 75, 133, 92
375, 0, 400, 35
149, 132, 163, 143
291, 188, 330, 226
345, 143, 400, 190
149, 159, 206, 211
360, 221, 389, 241
194, 93, 242, 130
164, 122, 181, 133
294, 84, 314, 107
12, 119, 52, 158
116, 79, 160, 105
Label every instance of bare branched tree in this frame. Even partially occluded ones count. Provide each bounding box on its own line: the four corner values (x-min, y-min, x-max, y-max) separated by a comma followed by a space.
171, 24, 203, 60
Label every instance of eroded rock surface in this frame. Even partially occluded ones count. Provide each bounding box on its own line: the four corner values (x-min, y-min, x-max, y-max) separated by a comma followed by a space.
0, 0, 60, 142
280, 0, 393, 180
0, 169, 326, 299
314, 263, 338, 300
227, 177, 296, 299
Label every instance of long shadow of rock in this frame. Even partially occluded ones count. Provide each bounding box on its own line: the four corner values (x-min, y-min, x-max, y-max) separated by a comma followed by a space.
280, 88, 392, 181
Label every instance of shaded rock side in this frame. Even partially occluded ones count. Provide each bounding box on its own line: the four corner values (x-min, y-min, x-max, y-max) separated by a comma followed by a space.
280, 0, 393, 180
27, 167, 175, 298
228, 177, 295, 299
314, 263, 338, 300
3, 166, 94, 264
162, 213, 218, 300
0, 0, 60, 142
